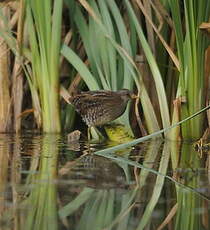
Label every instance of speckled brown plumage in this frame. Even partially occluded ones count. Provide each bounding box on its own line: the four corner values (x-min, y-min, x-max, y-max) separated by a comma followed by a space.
69, 89, 136, 127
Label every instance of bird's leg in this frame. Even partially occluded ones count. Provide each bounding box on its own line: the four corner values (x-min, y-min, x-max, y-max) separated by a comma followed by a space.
86, 127, 104, 153
86, 126, 91, 153
89, 126, 104, 141
87, 126, 91, 141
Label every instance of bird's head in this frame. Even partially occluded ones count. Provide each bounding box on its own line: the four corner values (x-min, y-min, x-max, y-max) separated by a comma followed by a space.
118, 89, 138, 102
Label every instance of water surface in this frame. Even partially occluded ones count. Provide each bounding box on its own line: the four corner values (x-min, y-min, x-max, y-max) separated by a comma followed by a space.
0, 133, 209, 230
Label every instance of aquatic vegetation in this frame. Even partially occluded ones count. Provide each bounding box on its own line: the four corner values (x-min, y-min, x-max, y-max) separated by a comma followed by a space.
0, 1, 209, 140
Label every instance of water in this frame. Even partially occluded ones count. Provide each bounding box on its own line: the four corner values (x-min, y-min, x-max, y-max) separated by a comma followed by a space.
0, 133, 209, 230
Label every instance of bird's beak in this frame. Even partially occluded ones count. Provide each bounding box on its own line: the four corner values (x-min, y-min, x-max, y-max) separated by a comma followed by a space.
131, 93, 138, 99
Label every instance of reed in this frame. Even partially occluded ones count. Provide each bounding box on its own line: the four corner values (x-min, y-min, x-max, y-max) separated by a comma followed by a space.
24, 0, 63, 132
0, 0, 209, 140
12, 0, 25, 132
168, 0, 210, 139
0, 6, 11, 132
0, 0, 63, 132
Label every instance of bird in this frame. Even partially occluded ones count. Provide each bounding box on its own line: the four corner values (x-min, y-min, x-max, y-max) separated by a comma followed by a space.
68, 89, 137, 129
